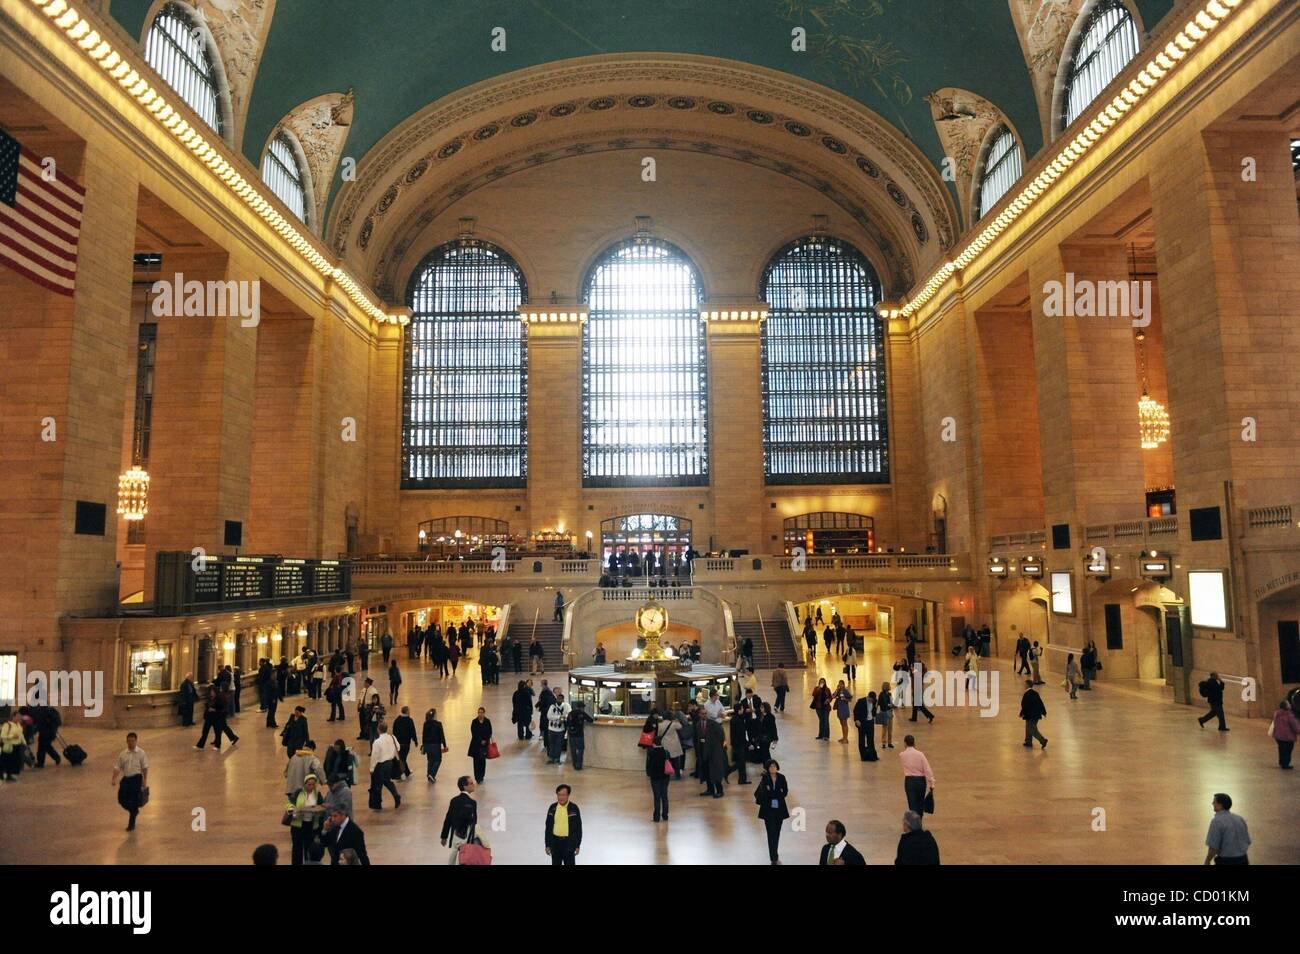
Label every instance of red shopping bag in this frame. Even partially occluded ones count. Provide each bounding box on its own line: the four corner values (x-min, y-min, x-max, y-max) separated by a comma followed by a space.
486, 741, 500, 759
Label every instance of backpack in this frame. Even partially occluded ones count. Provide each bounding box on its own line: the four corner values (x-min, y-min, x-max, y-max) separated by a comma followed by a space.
1198, 679, 1212, 698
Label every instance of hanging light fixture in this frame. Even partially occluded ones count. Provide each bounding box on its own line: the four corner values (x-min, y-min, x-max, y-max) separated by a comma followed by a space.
116, 467, 150, 520
1130, 244, 1169, 450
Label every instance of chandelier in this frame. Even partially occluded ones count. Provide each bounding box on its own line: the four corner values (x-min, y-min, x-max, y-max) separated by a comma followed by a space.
1138, 385, 1170, 449
116, 467, 150, 521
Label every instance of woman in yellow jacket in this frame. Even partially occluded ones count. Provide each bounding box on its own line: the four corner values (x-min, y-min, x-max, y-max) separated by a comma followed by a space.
1, 711, 26, 781
285, 774, 326, 865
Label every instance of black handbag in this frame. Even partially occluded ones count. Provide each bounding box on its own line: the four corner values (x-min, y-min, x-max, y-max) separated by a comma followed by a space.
923, 790, 935, 815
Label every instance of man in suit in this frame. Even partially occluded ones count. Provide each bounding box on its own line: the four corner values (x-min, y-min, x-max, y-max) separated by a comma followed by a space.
544, 783, 583, 865
1019, 680, 1048, 749
440, 776, 479, 862
819, 819, 866, 865
321, 807, 370, 865
895, 811, 940, 865
391, 705, 418, 779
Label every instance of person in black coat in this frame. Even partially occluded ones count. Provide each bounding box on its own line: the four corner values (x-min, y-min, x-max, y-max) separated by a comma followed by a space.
1019, 680, 1048, 748
701, 718, 727, 797
895, 811, 940, 865
756, 702, 778, 765
440, 777, 478, 853
727, 703, 750, 784
321, 808, 370, 865
392, 706, 418, 779
646, 737, 672, 822
754, 759, 790, 864
280, 707, 309, 759
468, 708, 493, 783
535, 682, 555, 749
511, 680, 534, 740
853, 692, 878, 762
420, 708, 446, 782
543, 784, 582, 865
178, 675, 198, 727
1197, 672, 1228, 731
820, 819, 867, 865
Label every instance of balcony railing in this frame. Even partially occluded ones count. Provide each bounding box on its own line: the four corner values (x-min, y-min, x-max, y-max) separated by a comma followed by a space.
1246, 504, 1293, 530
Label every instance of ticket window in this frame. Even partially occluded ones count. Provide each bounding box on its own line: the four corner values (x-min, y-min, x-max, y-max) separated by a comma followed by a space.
127, 643, 173, 693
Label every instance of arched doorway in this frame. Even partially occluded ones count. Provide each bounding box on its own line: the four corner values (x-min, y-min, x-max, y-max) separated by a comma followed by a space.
600, 513, 692, 563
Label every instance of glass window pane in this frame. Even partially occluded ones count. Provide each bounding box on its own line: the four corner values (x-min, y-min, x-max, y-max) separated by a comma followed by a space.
261, 133, 307, 223
1063, 0, 1140, 129
144, 4, 222, 134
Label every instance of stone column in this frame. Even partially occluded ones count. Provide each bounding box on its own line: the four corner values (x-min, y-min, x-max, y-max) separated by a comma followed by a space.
706, 319, 765, 555
526, 322, 583, 534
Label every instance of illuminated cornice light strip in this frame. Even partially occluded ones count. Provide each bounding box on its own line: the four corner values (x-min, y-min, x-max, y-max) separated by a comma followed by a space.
898, 0, 1247, 319
519, 306, 589, 324
699, 306, 768, 322
28, 0, 404, 326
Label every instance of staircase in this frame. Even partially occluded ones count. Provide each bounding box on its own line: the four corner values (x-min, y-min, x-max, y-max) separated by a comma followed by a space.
507, 621, 566, 670
733, 619, 805, 670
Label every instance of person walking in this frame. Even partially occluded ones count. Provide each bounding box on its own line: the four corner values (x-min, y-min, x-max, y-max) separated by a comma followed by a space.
899, 735, 934, 816
646, 729, 672, 822
770, 663, 789, 712
1080, 640, 1098, 690
0, 710, 25, 781
1020, 679, 1048, 749
366, 722, 401, 811
755, 702, 778, 765
1203, 793, 1250, 865
536, 680, 556, 750
843, 644, 858, 683
325, 671, 346, 723
546, 691, 570, 764
439, 776, 478, 862
380, 631, 393, 665
820, 820, 867, 865
853, 691, 878, 762
908, 661, 936, 724
323, 739, 355, 788
653, 708, 684, 779
420, 707, 447, 782
810, 678, 832, 741
447, 638, 460, 675
964, 647, 979, 694
284, 740, 323, 797
1065, 653, 1080, 700
553, 590, 565, 623
754, 759, 790, 865
178, 674, 198, 727
1029, 641, 1045, 685
510, 638, 523, 674
321, 807, 370, 865
32, 705, 62, 768
1197, 672, 1229, 731
195, 685, 239, 751
1014, 635, 1031, 676
280, 706, 310, 760
1269, 699, 1299, 769
392, 705, 417, 779
284, 773, 326, 866
566, 701, 594, 770
877, 682, 895, 748
701, 716, 728, 798
895, 811, 941, 865
468, 707, 493, 783
543, 783, 582, 865
110, 732, 148, 831
511, 679, 535, 740
728, 702, 750, 784
529, 636, 545, 675
833, 681, 853, 743
387, 659, 402, 706
358, 637, 370, 671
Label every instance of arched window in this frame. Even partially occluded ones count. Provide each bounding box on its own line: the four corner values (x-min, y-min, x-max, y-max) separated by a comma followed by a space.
973, 125, 1023, 220
403, 241, 528, 488
1061, 0, 1140, 130
761, 236, 888, 484
582, 238, 708, 486
144, 3, 223, 134
261, 131, 308, 224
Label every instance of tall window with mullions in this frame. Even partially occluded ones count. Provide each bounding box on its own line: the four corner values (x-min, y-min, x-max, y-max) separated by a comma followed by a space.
582, 238, 708, 487
761, 236, 889, 484
144, 3, 224, 135
402, 241, 527, 488
1060, 0, 1140, 131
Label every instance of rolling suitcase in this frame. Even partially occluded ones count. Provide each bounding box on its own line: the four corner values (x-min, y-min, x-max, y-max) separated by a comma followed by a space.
58, 734, 87, 766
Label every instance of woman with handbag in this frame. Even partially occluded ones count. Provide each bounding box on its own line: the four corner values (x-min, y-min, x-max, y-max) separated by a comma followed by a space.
756, 702, 778, 764
833, 681, 853, 743
843, 645, 858, 682
876, 682, 895, 749
854, 691, 879, 762
284, 773, 326, 865
810, 679, 833, 741
468, 707, 494, 783
754, 759, 791, 865
1, 710, 25, 781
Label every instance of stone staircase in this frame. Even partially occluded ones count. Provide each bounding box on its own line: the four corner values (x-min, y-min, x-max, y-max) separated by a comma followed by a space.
732, 618, 805, 669
506, 620, 566, 669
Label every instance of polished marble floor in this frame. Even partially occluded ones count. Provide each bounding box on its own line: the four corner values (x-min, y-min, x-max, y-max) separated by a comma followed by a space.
2, 642, 1295, 865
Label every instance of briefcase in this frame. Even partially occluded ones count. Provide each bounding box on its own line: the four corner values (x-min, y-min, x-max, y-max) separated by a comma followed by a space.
924, 791, 935, 815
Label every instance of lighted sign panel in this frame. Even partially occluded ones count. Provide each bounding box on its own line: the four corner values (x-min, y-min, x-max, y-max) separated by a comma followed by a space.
1050, 571, 1074, 615
1188, 570, 1229, 630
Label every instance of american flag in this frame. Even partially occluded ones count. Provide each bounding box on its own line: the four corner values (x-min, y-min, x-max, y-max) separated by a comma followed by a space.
0, 128, 85, 296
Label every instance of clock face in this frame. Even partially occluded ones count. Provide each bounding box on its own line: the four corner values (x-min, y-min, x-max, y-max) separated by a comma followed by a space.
639, 605, 666, 634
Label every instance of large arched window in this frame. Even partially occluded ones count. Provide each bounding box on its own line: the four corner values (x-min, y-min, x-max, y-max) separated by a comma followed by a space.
1060, 0, 1140, 130
973, 125, 1023, 220
582, 238, 708, 487
262, 131, 309, 225
402, 241, 528, 488
144, 3, 224, 134
761, 236, 888, 484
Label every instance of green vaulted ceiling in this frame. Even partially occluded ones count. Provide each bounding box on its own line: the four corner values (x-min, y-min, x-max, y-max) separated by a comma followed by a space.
108, 0, 1175, 216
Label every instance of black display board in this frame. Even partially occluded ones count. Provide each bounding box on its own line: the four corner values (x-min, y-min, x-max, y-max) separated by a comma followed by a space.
154, 552, 351, 616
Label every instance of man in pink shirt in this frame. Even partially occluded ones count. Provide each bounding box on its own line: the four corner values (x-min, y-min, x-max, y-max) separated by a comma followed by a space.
899, 735, 934, 816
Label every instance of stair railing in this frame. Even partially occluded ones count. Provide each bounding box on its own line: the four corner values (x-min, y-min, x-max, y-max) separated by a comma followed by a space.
754, 604, 772, 668
721, 599, 738, 666
784, 600, 806, 664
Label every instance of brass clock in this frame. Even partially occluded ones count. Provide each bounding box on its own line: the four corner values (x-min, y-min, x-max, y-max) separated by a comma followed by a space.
635, 599, 668, 640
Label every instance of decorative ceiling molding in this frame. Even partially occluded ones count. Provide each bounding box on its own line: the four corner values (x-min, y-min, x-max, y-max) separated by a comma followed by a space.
368, 131, 918, 302
926, 87, 1018, 228
324, 55, 958, 276
188, 0, 277, 149
1007, 0, 1086, 142
278, 89, 352, 234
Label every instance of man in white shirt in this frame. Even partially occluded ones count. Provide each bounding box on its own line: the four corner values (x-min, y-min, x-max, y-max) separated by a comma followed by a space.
546, 692, 571, 764
367, 722, 401, 811
704, 689, 725, 723
110, 732, 149, 831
